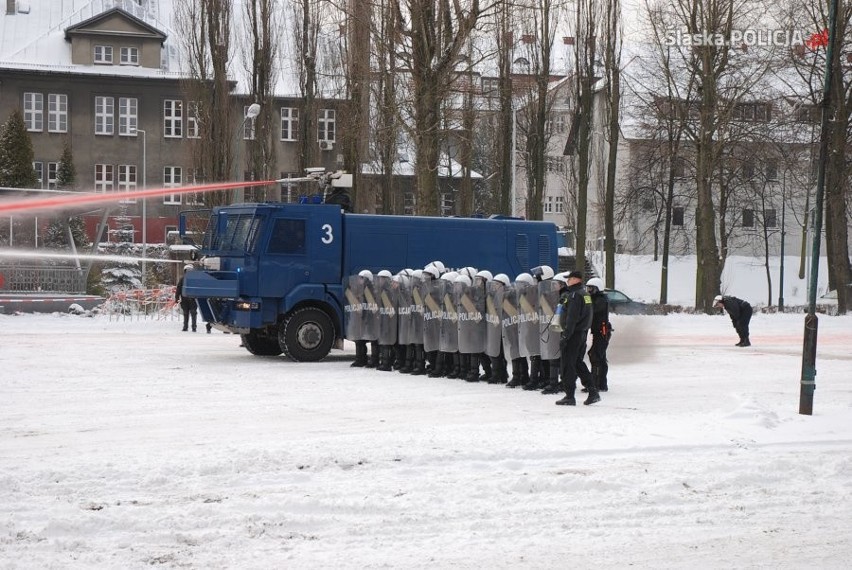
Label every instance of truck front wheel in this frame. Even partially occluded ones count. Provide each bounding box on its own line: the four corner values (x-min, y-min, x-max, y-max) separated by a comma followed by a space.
279, 307, 335, 362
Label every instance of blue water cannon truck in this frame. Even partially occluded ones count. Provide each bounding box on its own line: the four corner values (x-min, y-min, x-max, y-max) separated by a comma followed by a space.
180, 202, 559, 361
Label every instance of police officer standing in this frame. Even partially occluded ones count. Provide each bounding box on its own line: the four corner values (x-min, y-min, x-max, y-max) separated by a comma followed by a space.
555, 270, 597, 406
579, 277, 611, 393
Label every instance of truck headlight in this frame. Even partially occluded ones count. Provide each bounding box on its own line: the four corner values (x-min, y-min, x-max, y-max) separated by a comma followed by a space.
235, 300, 260, 310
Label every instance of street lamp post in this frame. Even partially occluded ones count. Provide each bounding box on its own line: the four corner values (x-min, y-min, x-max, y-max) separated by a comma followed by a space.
779, 167, 786, 311
234, 103, 261, 203
136, 128, 147, 285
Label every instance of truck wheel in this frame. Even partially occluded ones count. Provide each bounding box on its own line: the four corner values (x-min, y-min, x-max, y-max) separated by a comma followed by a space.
279, 307, 334, 362
241, 330, 283, 356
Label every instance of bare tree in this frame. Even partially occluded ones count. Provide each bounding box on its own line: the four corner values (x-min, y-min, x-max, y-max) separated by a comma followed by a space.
392, 0, 484, 216
601, 0, 622, 287
176, 0, 234, 207
240, 0, 280, 201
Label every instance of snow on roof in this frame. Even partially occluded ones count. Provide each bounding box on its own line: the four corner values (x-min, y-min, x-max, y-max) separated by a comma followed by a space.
361, 156, 484, 180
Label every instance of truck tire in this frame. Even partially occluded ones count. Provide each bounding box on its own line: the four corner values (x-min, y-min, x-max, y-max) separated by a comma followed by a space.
279, 307, 335, 362
241, 330, 283, 356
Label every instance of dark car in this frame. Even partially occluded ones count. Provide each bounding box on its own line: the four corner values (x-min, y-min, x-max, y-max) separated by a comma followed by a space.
604, 288, 651, 315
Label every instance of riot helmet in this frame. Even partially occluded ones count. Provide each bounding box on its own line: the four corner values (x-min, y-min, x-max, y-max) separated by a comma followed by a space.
586, 277, 605, 293
454, 274, 472, 287
515, 272, 535, 286
493, 273, 511, 287
377, 269, 393, 278
358, 269, 374, 281
475, 269, 493, 282
530, 265, 555, 282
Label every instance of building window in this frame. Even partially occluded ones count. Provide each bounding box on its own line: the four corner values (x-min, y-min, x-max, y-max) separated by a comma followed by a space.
94, 45, 113, 64
118, 165, 137, 202
673, 156, 686, 179
555, 195, 564, 214
546, 114, 567, 134
95, 96, 114, 135
672, 206, 684, 226
119, 97, 138, 136
186, 102, 200, 138
741, 160, 755, 180
120, 46, 139, 65
796, 104, 820, 123
164, 100, 183, 138
33, 161, 44, 188
544, 196, 553, 213
441, 192, 454, 216
403, 193, 415, 215
281, 107, 298, 141
481, 77, 499, 96
46, 162, 58, 189
742, 208, 754, 228
95, 164, 114, 192
163, 166, 183, 204
47, 94, 68, 133
764, 208, 777, 228
733, 102, 771, 122
23, 92, 43, 131
243, 105, 256, 140
765, 160, 778, 181
318, 109, 336, 142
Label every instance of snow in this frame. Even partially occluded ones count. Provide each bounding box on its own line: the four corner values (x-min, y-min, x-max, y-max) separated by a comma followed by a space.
1, 257, 851, 567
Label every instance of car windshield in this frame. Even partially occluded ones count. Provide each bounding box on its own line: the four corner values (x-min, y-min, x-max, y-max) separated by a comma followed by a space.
209, 212, 264, 254
607, 290, 632, 302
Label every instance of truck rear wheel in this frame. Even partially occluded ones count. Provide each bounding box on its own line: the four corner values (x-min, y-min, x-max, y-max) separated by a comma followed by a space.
241, 330, 283, 356
279, 307, 334, 362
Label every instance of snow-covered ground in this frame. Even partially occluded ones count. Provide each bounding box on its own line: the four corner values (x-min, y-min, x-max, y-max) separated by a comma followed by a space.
1, 309, 850, 568
2, 255, 851, 568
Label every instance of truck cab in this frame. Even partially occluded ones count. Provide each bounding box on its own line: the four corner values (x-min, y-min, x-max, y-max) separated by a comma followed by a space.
182, 203, 345, 361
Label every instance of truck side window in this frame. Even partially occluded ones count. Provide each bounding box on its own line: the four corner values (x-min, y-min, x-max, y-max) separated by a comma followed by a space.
268, 218, 306, 255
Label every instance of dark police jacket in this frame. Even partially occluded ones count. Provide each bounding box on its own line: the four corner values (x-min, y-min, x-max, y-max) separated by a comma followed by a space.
720, 296, 751, 324
557, 282, 593, 339
590, 290, 611, 339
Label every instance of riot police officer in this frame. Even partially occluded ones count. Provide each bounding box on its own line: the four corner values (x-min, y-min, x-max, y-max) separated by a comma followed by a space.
555, 271, 596, 405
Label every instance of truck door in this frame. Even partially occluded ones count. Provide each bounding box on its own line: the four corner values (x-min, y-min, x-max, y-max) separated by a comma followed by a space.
258, 205, 342, 299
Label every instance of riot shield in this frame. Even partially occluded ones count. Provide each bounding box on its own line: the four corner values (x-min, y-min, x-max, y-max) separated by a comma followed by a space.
484, 280, 505, 358
500, 284, 521, 361
422, 278, 442, 353
343, 274, 364, 341
376, 275, 399, 345
458, 281, 486, 355
362, 280, 379, 341
396, 277, 413, 346
439, 280, 459, 353
538, 280, 562, 360
517, 282, 540, 358
409, 277, 426, 345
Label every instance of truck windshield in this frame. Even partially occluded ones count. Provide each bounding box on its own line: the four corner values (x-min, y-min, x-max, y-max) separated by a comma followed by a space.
210, 213, 263, 254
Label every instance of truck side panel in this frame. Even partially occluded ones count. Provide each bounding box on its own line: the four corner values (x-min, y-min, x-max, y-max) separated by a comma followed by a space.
342, 214, 557, 276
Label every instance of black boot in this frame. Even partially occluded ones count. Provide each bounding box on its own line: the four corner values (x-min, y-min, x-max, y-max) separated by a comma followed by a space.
464, 354, 479, 382
377, 345, 393, 371
399, 345, 413, 373
488, 356, 508, 384
351, 340, 368, 367
556, 378, 576, 405
523, 356, 543, 390
393, 344, 405, 370
446, 352, 461, 379
411, 346, 427, 375
541, 360, 561, 394
428, 352, 445, 378
366, 341, 379, 368
506, 358, 522, 388
479, 354, 492, 381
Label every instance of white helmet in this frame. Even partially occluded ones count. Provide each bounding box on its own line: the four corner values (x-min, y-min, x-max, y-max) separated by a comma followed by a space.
461, 266, 478, 279
358, 269, 373, 281
475, 270, 493, 282
183, 264, 194, 272
411, 269, 424, 280
531, 265, 555, 281
427, 260, 446, 274
441, 271, 459, 282
454, 274, 472, 287
423, 265, 441, 279
377, 269, 393, 278
714, 294, 723, 304
515, 272, 535, 286
586, 277, 605, 291
553, 273, 569, 285
493, 273, 511, 287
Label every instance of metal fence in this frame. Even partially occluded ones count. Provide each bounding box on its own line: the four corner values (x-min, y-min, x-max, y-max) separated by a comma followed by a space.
0, 265, 87, 293
102, 286, 180, 321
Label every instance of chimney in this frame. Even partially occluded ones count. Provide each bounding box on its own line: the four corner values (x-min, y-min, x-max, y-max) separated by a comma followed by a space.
6, 0, 15, 15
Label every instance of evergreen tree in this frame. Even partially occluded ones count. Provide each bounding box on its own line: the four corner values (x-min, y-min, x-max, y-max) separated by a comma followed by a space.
0, 110, 38, 188
56, 139, 76, 189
